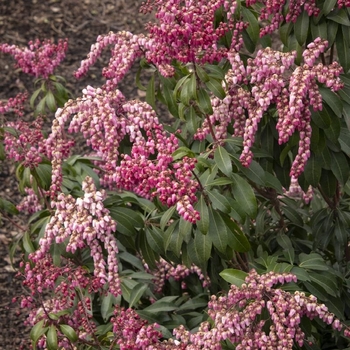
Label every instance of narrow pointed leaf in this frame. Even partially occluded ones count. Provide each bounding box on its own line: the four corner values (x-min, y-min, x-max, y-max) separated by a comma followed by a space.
129, 283, 149, 308
231, 173, 257, 218
294, 10, 309, 46
205, 78, 226, 99
214, 146, 232, 177
331, 151, 349, 185
208, 207, 229, 254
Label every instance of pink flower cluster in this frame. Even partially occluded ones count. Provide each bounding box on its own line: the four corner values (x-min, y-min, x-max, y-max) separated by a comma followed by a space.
32, 176, 121, 296
75, 31, 144, 91
112, 306, 165, 349
140, 0, 244, 76
47, 87, 200, 222
0, 38, 68, 79
20, 255, 99, 348
0, 92, 27, 116
245, 0, 319, 36
276, 38, 343, 178
145, 257, 210, 293
16, 187, 44, 214
3, 118, 48, 168
172, 269, 350, 349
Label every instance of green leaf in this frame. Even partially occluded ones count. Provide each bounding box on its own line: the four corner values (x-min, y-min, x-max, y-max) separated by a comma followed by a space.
221, 214, 251, 252
188, 230, 212, 265
143, 301, 178, 313
30, 88, 42, 109
197, 88, 213, 115
205, 77, 226, 99
0, 198, 19, 215
231, 173, 257, 218
240, 160, 266, 186
242, 7, 259, 44
208, 208, 229, 254
34, 163, 52, 190
304, 153, 321, 187
331, 151, 349, 185
138, 230, 158, 270
309, 272, 338, 297
311, 109, 331, 129
188, 72, 197, 100
30, 320, 47, 346
294, 10, 309, 46
146, 74, 156, 109
207, 189, 231, 213
160, 206, 176, 231
336, 26, 350, 73
164, 222, 183, 257
101, 292, 114, 321
172, 146, 196, 161
327, 7, 350, 26
195, 195, 209, 235
46, 325, 58, 350
298, 253, 329, 271
214, 146, 232, 177
23, 230, 35, 253
129, 283, 148, 308
59, 324, 78, 343
327, 20, 339, 47
320, 169, 337, 197
205, 177, 234, 187
195, 64, 209, 82
146, 227, 165, 254
323, 0, 337, 15
45, 90, 57, 112
320, 87, 343, 118
310, 17, 327, 40
179, 216, 192, 242
276, 233, 295, 265
219, 268, 248, 287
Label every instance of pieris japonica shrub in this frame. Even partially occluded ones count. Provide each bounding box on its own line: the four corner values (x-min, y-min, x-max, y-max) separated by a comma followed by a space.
1, 0, 350, 349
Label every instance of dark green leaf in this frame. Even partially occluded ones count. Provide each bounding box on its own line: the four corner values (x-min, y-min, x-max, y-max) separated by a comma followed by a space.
320, 87, 343, 117
0, 198, 19, 215
195, 65, 210, 83
197, 88, 213, 115
179, 216, 192, 242
304, 153, 321, 187
129, 283, 148, 308
231, 173, 257, 218
205, 78, 226, 99
310, 17, 327, 40
276, 233, 295, 264
146, 227, 165, 254
219, 268, 248, 287
45, 90, 57, 112
331, 151, 349, 185
214, 146, 232, 177
208, 208, 229, 254
195, 195, 209, 234
207, 189, 231, 213
323, 0, 337, 15
298, 253, 329, 271
336, 26, 350, 73
309, 272, 338, 297
189, 229, 212, 264
294, 10, 309, 46
327, 20, 339, 47
30, 88, 42, 109
242, 7, 259, 44
143, 301, 178, 313
221, 214, 251, 252
240, 160, 266, 186
160, 206, 176, 231
320, 169, 337, 197
327, 8, 350, 26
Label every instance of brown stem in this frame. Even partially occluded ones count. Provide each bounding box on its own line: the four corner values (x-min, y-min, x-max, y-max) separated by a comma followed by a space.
236, 252, 249, 272
317, 185, 336, 210
320, 52, 326, 66
1, 213, 27, 232
205, 114, 218, 143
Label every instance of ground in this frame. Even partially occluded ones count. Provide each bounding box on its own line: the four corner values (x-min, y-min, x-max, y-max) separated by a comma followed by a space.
0, 0, 149, 348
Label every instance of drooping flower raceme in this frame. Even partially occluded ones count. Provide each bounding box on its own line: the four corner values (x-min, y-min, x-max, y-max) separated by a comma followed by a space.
0, 38, 68, 79
31, 176, 121, 296
47, 86, 200, 222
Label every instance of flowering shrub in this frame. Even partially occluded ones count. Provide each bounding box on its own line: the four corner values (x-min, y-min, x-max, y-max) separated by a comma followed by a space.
1, 0, 350, 349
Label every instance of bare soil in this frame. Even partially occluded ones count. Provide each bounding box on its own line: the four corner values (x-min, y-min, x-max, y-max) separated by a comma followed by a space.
0, 0, 150, 348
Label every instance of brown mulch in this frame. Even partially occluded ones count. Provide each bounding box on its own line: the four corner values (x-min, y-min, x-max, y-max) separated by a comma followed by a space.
0, 0, 151, 348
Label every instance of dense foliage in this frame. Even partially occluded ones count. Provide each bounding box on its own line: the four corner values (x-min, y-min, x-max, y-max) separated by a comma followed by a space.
1, 0, 350, 349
